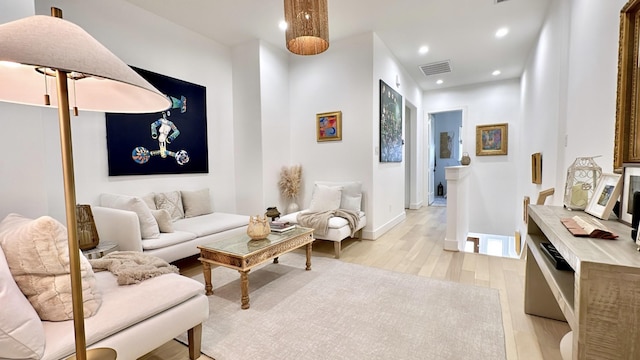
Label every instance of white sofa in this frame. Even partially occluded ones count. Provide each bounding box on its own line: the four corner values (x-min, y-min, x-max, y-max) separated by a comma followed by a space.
0, 216, 208, 360
93, 189, 249, 263
280, 181, 366, 258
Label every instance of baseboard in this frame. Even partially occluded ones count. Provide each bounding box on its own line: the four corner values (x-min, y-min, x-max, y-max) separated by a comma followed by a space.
362, 211, 406, 240
444, 237, 459, 251
408, 200, 423, 210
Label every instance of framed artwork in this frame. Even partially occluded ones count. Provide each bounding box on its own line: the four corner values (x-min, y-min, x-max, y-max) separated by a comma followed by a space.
585, 173, 622, 220
439, 132, 452, 158
476, 123, 508, 156
531, 153, 542, 184
620, 164, 640, 225
379, 79, 403, 162
316, 111, 342, 141
106, 67, 208, 176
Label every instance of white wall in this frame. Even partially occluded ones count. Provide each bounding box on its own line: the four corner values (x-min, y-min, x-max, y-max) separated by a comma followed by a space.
0, 0, 239, 222
424, 79, 521, 236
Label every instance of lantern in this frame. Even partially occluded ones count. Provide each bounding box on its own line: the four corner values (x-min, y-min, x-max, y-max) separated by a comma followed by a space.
563, 157, 602, 210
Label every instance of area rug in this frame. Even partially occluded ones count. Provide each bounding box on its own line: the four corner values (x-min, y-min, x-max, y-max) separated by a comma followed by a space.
177, 252, 505, 360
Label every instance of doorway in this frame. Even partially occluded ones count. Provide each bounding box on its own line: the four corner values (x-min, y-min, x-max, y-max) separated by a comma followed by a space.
430, 110, 463, 205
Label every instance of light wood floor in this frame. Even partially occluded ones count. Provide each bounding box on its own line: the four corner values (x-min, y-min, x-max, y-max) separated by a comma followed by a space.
139, 205, 570, 360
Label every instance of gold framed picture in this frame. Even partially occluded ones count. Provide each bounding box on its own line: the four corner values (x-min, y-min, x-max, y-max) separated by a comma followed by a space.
476, 123, 508, 156
316, 111, 342, 142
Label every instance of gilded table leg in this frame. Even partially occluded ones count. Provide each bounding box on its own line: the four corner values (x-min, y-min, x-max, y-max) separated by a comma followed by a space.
239, 269, 250, 309
202, 261, 213, 295
305, 243, 312, 270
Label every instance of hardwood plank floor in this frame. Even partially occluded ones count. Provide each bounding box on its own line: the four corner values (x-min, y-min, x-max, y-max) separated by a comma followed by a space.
140, 205, 570, 360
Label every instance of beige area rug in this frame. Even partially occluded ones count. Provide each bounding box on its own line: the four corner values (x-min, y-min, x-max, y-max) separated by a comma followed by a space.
177, 252, 505, 360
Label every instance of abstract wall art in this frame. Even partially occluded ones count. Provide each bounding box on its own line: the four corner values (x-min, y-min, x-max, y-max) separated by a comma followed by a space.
379, 79, 403, 162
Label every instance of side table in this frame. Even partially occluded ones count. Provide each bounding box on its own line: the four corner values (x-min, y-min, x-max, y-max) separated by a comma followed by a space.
82, 242, 118, 259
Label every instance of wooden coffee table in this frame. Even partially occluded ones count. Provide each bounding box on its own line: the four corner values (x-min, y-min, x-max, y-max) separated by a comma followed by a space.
197, 226, 314, 309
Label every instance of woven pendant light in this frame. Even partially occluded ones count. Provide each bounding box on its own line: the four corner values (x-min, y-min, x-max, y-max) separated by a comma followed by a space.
284, 0, 329, 55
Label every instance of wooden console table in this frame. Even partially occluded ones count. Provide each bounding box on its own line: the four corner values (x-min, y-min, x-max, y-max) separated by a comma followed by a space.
525, 205, 640, 359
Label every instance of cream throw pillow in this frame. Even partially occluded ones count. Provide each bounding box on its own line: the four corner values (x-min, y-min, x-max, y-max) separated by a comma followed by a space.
0, 244, 45, 359
155, 191, 185, 221
181, 189, 213, 218
101, 193, 160, 239
150, 209, 174, 233
0, 214, 102, 321
308, 185, 343, 213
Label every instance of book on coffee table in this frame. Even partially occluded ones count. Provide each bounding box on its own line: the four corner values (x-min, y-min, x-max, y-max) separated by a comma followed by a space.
271, 224, 296, 233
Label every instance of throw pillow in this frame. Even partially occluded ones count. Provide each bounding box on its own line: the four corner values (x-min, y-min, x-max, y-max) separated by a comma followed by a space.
341, 193, 363, 212
101, 193, 160, 239
308, 184, 342, 213
181, 189, 213, 218
0, 214, 102, 321
0, 245, 45, 359
155, 191, 185, 221
150, 209, 174, 233
315, 181, 363, 211
141, 192, 157, 210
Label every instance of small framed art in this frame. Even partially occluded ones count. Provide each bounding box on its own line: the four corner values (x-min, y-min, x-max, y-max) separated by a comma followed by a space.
585, 173, 622, 220
620, 164, 640, 225
316, 111, 342, 142
476, 123, 508, 156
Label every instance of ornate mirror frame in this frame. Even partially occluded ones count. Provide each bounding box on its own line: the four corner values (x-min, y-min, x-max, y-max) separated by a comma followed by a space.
615, 0, 640, 172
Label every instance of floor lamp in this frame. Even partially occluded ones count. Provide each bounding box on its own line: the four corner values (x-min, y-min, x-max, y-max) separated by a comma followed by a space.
0, 8, 170, 360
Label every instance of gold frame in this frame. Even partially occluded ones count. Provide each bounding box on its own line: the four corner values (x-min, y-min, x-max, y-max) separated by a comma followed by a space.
615, 0, 640, 172
475, 123, 508, 156
316, 111, 342, 142
531, 153, 542, 184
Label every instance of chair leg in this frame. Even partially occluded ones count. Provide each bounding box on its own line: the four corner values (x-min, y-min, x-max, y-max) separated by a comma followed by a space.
334, 241, 341, 259
188, 323, 202, 360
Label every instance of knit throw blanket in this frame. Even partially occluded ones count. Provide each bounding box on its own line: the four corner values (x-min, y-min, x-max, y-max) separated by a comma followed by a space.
297, 209, 360, 237
90, 251, 179, 285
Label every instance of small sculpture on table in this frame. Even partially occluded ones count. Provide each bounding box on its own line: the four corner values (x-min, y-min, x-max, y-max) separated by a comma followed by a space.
247, 215, 271, 240
265, 207, 281, 222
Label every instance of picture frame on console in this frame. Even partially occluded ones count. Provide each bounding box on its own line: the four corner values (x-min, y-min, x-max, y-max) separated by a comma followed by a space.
316, 111, 342, 142
585, 173, 622, 220
620, 164, 640, 225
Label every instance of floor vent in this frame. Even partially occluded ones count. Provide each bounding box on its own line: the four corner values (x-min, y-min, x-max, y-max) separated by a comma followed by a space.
419, 60, 452, 77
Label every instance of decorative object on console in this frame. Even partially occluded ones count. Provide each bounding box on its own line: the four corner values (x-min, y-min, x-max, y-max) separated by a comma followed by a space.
76, 205, 99, 250
279, 164, 302, 214
476, 123, 508, 156
620, 164, 640, 225
0, 7, 171, 360
106, 67, 209, 176
585, 173, 622, 220
379, 79, 403, 162
563, 156, 602, 210
247, 215, 271, 240
265, 207, 281, 221
283, 0, 329, 55
461, 152, 471, 165
316, 111, 342, 141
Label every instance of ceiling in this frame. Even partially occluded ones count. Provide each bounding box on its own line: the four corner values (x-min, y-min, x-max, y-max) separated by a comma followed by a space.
124, 0, 551, 91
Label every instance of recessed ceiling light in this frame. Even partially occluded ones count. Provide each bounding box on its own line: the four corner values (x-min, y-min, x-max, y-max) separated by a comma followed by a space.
0, 61, 20, 68
492, 70, 501, 76
495, 27, 509, 38
419, 46, 429, 55
279, 21, 288, 31
436, 79, 444, 85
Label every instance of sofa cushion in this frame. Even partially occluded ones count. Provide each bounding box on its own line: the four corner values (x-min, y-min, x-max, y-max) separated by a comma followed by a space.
141, 231, 197, 250
141, 192, 157, 210
0, 245, 45, 360
101, 194, 160, 239
281, 210, 365, 229
155, 191, 185, 221
172, 212, 248, 237
150, 209, 174, 233
41, 272, 204, 360
0, 214, 102, 321
308, 184, 342, 213
315, 181, 363, 211
181, 188, 213, 218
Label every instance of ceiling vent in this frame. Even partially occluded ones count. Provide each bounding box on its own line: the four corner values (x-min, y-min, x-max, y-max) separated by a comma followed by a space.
495, 0, 510, 3
419, 60, 452, 77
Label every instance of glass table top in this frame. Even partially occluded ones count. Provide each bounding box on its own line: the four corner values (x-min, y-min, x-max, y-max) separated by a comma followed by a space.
200, 226, 313, 257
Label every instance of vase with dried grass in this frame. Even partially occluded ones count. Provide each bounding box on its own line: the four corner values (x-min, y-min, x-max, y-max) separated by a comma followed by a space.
278, 164, 302, 214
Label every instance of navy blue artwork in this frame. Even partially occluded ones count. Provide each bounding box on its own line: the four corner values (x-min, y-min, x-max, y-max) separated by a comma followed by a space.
106, 67, 208, 176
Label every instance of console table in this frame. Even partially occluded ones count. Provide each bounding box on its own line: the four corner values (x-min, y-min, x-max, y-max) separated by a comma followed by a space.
525, 205, 640, 359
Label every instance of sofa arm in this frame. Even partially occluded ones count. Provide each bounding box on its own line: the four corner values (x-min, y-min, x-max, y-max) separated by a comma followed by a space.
91, 206, 143, 252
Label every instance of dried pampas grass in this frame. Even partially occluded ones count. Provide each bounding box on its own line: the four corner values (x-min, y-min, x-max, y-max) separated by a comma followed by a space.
279, 165, 302, 199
